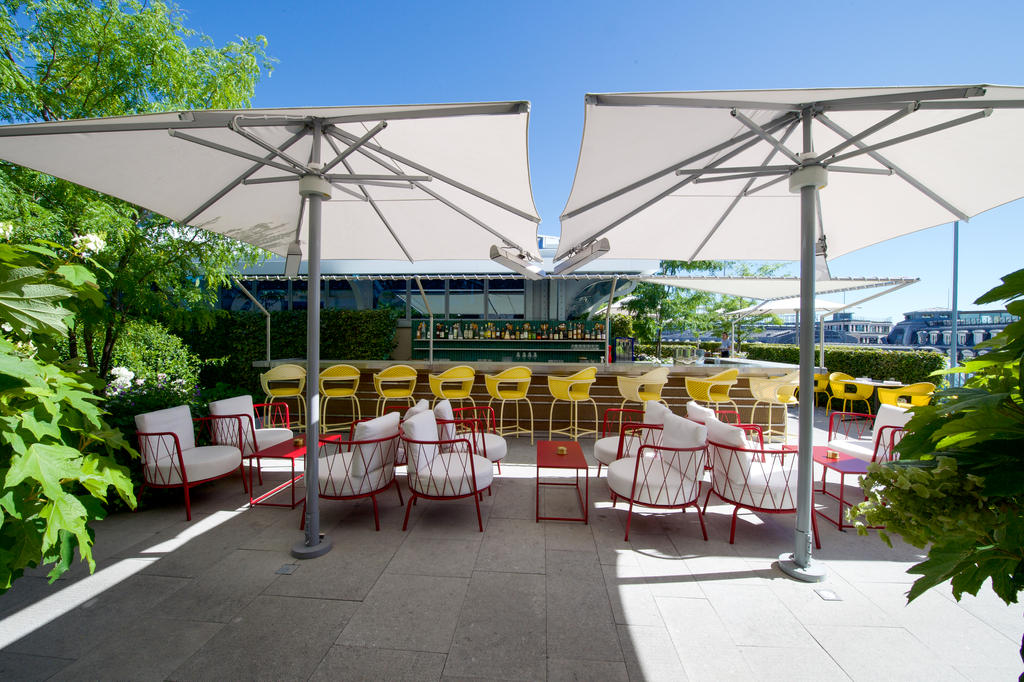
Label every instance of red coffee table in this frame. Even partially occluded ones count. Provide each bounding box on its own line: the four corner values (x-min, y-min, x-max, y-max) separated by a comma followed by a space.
536, 440, 588, 524
813, 444, 870, 530
248, 437, 306, 508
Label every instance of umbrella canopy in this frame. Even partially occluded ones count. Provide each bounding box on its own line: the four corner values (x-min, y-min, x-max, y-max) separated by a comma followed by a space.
0, 102, 541, 558
731, 296, 845, 317
557, 84, 1024, 580
638, 275, 915, 300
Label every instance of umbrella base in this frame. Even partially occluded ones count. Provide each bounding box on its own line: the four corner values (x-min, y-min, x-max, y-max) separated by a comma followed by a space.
777, 552, 827, 582
291, 535, 333, 559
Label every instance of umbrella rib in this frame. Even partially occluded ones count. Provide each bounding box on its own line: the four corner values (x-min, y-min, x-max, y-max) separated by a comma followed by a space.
815, 113, 970, 221
323, 134, 400, 198
339, 156, 414, 262
229, 117, 311, 173
328, 128, 540, 223
731, 110, 802, 164
169, 130, 303, 176
180, 127, 309, 226
825, 109, 992, 165
813, 104, 916, 162
692, 170, 788, 183
814, 86, 985, 111
561, 111, 799, 220
320, 122, 386, 174
688, 119, 799, 261
743, 174, 788, 196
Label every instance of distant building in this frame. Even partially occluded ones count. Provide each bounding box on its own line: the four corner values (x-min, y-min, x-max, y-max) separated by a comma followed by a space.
746, 312, 892, 345
885, 308, 1017, 360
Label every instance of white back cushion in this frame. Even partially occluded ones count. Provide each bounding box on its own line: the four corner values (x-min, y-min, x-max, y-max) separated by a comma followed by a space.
662, 413, 707, 450
135, 405, 195, 453
643, 400, 672, 426
686, 400, 715, 424
706, 417, 752, 484
404, 410, 439, 472
433, 399, 455, 441
208, 395, 256, 448
351, 411, 401, 477
873, 403, 910, 436
405, 398, 430, 421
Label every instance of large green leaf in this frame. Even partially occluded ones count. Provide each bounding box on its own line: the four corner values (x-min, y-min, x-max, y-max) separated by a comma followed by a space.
5, 443, 83, 500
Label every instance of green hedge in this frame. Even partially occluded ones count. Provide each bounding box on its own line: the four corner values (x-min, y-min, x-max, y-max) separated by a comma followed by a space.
169, 309, 398, 395
635, 341, 946, 384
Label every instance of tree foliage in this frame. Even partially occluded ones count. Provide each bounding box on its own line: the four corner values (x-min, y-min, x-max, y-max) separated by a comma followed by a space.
855, 267, 1024, 614
0, 0, 274, 377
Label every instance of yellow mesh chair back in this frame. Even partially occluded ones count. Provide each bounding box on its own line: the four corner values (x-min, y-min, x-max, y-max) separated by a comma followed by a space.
748, 371, 799, 441
485, 366, 534, 442
428, 365, 477, 408
813, 373, 830, 406
878, 381, 935, 407
617, 367, 670, 406
684, 368, 739, 414
320, 364, 361, 432
547, 367, 598, 439
260, 363, 307, 428
373, 364, 418, 416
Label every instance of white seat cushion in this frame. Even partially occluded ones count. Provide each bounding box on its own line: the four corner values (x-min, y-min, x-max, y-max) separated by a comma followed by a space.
318, 449, 395, 498
472, 432, 507, 463
608, 457, 701, 506
594, 435, 641, 466
149, 445, 241, 486
408, 453, 493, 497
209, 395, 294, 456
826, 438, 876, 462
254, 427, 294, 452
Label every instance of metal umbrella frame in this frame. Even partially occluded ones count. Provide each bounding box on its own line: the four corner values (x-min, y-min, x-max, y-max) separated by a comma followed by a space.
556, 85, 1024, 580
0, 102, 541, 558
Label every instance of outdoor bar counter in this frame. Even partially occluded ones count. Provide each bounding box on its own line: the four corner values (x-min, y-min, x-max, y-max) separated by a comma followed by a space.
255, 357, 808, 433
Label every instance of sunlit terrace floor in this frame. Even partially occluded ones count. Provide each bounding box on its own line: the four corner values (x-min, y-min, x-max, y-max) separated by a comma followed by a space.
0, 407, 1021, 681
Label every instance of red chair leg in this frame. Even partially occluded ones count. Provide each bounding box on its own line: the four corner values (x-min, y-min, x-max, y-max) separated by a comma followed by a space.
371, 495, 380, 531
496, 461, 501, 474
812, 507, 822, 550
238, 464, 248, 493
183, 485, 192, 521
729, 506, 740, 544
701, 487, 713, 514
623, 500, 635, 541
402, 495, 415, 530
694, 503, 709, 541
394, 480, 404, 506
474, 492, 484, 532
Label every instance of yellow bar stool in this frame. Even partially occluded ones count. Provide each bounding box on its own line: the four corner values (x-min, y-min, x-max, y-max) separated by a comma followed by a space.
748, 371, 799, 442
616, 366, 670, 410
878, 381, 935, 407
428, 365, 476, 409
547, 367, 598, 440
813, 373, 830, 406
684, 368, 739, 416
373, 364, 417, 416
827, 371, 874, 415
319, 364, 361, 433
484, 366, 534, 443
260, 363, 307, 430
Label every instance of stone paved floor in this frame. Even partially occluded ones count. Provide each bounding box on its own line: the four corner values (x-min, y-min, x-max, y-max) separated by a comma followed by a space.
0, 407, 1021, 681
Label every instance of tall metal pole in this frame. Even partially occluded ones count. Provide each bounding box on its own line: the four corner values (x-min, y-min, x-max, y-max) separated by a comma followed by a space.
780, 108, 826, 581
293, 120, 332, 559
949, 221, 960, 382
604, 276, 618, 363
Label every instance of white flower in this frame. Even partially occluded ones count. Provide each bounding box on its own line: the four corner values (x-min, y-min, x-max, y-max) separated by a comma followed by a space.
72, 232, 106, 255
135, 378, 145, 386
1, 322, 12, 333
156, 372, 168, 382
0, 221, 13, 240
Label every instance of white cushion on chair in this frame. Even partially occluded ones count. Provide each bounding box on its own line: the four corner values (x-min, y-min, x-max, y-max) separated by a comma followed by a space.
408, 453, 493, 497
406, 398, 430, 420
350, 412, 400, 478
434, 399, 455, 441
686, 401, 715, 424
607, 457, 699, 506
403, 410, 440, 473
209, 395, 294, 455
730, 464, 797, 510
872, 404, 911, 446
136, 405, 196, 453
662, 413, 706, 449
255, 428, 293, 451
594, 435, 641, 466
706, 417, 753, 484
826, 438, 875, 462
472, 432, 507, 463
154, 445, 240, 486
317, 445, 395, 498
643, 400, 672, 425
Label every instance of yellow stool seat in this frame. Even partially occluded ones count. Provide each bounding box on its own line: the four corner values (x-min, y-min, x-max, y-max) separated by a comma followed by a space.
485, 366, 534, 442
428, 365, 476, 408
320, 364, 361, 433
261, 363, 307, 430
684, 368, 739, 416
878, 381, 935, 407
548, 367, 598, 440
827, 372, 874, 415
373, 364, 417, 416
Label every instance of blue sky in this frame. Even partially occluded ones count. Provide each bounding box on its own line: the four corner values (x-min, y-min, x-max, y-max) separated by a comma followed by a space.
183, 0, 1023, 322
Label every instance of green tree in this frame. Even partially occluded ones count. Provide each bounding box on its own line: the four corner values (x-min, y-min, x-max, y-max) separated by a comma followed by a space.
0, 0, 273, 376
855, 267, 1024, 663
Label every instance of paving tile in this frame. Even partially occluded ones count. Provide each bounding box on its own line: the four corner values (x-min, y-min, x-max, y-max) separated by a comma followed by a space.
388, 534, 482, 578
617, 624, 687, 682
169, 595, 355, 681
475, 517, 546, 574
810, 624, 967, 680
698, 583, 818, 648
739, 644, 849, 682
445, 571, 546, 680
405, 496, 494, 538
156, 549, 288, 624
52, 617, 222, 681
544, 520, 598, 553
547, 657, 629, 681
338, 573, 469, 653
546, 550, 623, 662
0, 652, 74, 680
310, 645, 447, 681
489, 477, 539, 521
657, 596, 754, 680
602, 562, 662, 626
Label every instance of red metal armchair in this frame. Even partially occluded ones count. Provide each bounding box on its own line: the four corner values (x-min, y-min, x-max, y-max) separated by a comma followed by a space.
209, 395, 292, 486
304, 411, 402, 531
826, 403, 911, 463
135, 405, 246, 520
453, 405, 508, 473
401, 410, 493, 532
594, 401, 672, 476
704, 418, 820, 547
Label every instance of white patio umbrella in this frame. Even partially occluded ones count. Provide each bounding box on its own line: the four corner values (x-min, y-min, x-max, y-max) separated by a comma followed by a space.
557, 85, 1024, 580
0, 102, 541, 558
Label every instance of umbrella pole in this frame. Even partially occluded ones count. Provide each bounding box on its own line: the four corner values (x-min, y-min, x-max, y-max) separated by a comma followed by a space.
780, 109, 826, 581
293, 130, 333, 559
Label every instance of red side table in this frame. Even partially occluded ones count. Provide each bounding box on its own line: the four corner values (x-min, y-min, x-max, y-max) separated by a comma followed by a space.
248, 437, 306, 508
536, 440, 589, 524
813, 444, 870, 530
